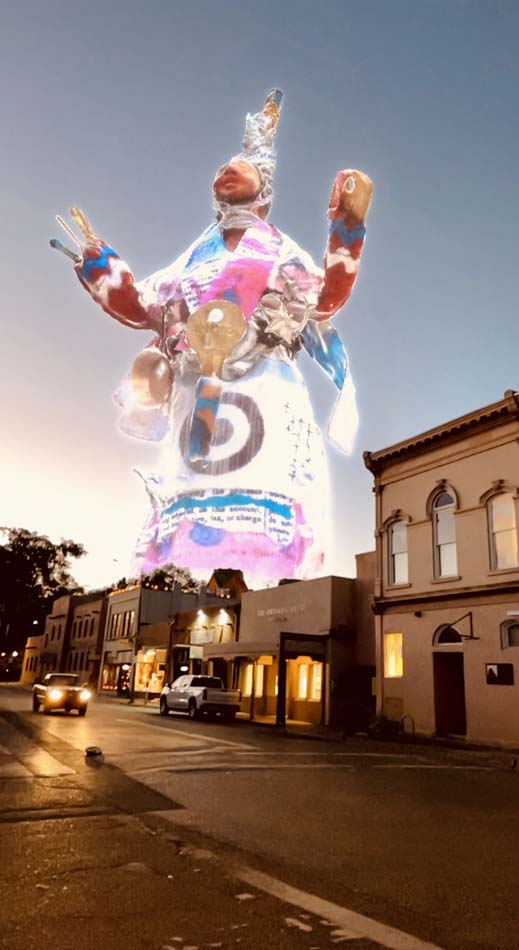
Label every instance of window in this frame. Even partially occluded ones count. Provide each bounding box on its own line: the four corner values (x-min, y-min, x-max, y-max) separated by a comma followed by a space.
389, 521, 408, 585
501, 620, 519, 649
310, 663, 322, 701
433, 625, 462, 645
384, 632, 403, 678
297, 664, 309, 699
489, 493, 518, 570
242, 663, 253, 697
254, 664, 264, 697
433, 492, 458, 577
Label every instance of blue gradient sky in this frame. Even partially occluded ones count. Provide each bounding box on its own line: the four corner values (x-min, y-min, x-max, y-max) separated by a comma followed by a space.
1, 0, 518, 589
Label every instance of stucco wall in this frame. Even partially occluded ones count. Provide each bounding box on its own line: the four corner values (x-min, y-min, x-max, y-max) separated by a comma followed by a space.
381, 598, 519, 746
379, 421, 519, 597
240, 577, 333, 645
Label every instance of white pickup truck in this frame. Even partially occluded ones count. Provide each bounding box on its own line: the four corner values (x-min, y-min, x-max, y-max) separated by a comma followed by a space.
159, 675, 241, 721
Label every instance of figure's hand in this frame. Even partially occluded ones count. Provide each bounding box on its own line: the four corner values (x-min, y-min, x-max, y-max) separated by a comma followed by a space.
328, 170, 373, 225
50, 208, 118, 285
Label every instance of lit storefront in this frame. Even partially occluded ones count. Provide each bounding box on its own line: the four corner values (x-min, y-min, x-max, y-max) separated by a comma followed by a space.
100, 650, 133, 695
134, 647, 167, 694
203, 571, 375, 731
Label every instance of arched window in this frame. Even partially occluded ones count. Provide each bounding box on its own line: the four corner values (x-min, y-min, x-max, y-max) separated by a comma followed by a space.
500, 620, 519, 649
433, 492, 458, 577
433, 624, 463, 645
488, 493, 518, 571
389, 520, 408, 585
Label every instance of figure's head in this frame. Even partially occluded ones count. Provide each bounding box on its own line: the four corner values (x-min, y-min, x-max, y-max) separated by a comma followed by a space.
213, 159, 262, 206
213, 88, 283, 223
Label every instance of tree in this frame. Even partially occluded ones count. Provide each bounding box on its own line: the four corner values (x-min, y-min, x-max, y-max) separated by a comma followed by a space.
145, 564, 199, 591
0, 528, 86, 652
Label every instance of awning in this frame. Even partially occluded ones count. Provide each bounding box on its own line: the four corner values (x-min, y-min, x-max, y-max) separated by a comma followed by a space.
203, 632, 329, 661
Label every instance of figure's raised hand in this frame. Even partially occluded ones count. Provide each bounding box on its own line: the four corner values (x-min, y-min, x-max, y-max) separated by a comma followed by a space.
50, 208, 119, 286
328, 170, 373, 225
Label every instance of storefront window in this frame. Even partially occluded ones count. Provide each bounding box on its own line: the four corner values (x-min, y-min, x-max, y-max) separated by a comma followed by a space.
243, 663, 253, 697
297, 664, 309, 699
310, 663, 322, 701
255, 664, 264, 697
134, 649, 166, 693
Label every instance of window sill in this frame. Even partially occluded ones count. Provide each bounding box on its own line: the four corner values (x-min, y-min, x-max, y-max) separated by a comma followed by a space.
386, 583, 412, 591
430, 575, 461, 584
488, 567, 519, 577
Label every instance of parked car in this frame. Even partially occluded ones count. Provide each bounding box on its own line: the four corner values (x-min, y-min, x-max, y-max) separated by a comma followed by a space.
33, 673, 91, 715
160, 675, 241, 721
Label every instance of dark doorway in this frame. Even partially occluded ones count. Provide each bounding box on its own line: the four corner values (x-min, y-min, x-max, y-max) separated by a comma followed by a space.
212, 658, 228, 687
433, 652, 466, 736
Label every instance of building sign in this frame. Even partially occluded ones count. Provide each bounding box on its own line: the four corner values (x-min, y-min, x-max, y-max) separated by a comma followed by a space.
486, 663, 514, 686
257, 603, 306, 620
190, 629, 213, 645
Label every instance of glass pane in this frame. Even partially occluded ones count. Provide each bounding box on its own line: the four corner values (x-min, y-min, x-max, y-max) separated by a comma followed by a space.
384, 633, 403, 678
492, 494, 516, 532
298, 664, 309, 699
255, 664, 264, 697
507, 624, 519, 647
243, 664, 253, 696
437, 508, 456, 544
495, 530, 519, 569
435, 493, 454, 509
391, 521, 407, 554
310, 663, 322, 701
393, 552, 408, 585
439, 542, 458, 576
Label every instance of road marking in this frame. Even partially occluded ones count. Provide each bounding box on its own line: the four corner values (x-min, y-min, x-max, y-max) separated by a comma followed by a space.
235, 866, 445, 950
115, 718, 254, 750
372, 764, 492, 771
158, 762, 357, 774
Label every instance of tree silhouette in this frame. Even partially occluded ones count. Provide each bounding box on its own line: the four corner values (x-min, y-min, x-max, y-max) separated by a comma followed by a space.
0, 528, 85, 651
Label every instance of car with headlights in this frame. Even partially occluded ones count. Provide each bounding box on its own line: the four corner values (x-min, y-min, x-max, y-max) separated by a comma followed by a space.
32, 673, 91, 715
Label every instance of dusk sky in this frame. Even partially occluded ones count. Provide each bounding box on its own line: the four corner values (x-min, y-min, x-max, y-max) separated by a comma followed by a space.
1, 0, 518, 591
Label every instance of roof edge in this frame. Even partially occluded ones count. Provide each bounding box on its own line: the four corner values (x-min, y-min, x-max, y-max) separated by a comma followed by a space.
364, 391, 519, 474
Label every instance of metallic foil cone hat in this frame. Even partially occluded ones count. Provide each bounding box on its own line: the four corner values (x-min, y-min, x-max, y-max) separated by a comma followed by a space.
214, 88, 283, 225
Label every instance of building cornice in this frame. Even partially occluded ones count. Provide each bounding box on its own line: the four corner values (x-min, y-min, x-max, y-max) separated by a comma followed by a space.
364, 391, 519, 475
372, 579, 519, 613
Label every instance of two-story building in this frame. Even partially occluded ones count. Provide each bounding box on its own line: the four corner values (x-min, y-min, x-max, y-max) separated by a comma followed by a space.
364, 390, 519, 748
21, 591, 108, 685
61, 593, 108, 686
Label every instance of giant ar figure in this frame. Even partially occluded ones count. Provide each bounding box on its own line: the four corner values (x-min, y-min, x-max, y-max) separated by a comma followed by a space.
52, 90, 372, 587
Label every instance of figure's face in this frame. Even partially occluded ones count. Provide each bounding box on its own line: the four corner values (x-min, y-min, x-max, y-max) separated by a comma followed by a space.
213, 159, 262, 205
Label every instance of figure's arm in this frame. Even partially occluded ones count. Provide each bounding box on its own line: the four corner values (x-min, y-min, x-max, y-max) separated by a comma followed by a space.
314, 169, 372, 320
51, 208, 181, 333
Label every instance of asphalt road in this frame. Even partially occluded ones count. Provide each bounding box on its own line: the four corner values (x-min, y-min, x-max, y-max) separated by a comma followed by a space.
1, 685, 518, 950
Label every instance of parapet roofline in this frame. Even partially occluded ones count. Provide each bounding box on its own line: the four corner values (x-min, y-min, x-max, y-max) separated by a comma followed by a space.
364, 390, 519, 473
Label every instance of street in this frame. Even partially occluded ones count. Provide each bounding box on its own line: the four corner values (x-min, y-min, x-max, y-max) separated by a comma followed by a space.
1, 685, 518, 950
